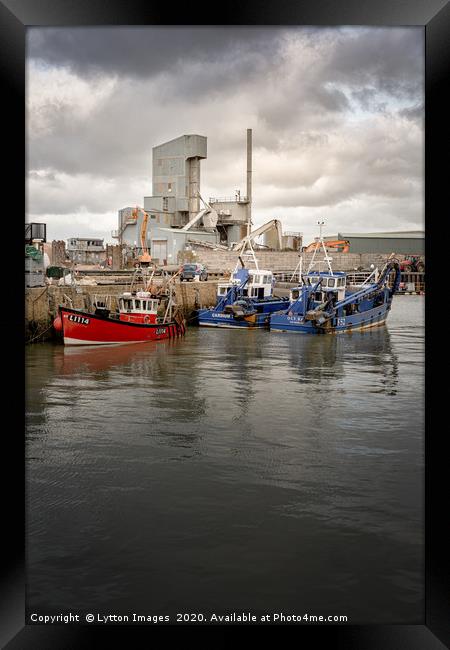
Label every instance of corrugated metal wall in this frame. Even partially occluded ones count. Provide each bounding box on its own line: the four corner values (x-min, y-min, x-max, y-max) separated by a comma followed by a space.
345, 237, 425, 254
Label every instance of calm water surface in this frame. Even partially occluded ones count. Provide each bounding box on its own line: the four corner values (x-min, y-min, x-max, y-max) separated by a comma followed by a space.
26, 296, 424, 623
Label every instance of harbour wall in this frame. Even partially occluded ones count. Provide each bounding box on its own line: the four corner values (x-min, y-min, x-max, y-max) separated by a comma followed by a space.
180, 250, 420, 272
25, 282, 219, 342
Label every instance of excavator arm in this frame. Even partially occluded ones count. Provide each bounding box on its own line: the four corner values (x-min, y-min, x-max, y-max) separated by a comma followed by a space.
304, 239, 350, 253
130, 206, 152, 264
139, 209, 149, 254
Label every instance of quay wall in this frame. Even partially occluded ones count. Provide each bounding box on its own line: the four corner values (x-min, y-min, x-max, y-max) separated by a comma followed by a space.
181, 250, 422, 272
25, 282, 219, 342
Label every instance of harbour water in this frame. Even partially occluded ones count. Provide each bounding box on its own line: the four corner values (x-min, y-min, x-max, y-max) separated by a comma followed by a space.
26, 296, 424, 623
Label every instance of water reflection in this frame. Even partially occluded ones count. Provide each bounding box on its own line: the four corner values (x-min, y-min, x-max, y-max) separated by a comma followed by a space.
52, 338, 208, 427
283, 327, 399, 395
284, 333, 341, 383
219, 331, 263, 414
55, 339, 180, 377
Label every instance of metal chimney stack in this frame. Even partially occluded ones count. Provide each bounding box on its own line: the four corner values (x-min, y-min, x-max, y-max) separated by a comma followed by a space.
246, 128, 252, 235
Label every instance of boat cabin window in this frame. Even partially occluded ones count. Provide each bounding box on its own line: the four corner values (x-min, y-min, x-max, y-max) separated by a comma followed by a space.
120, 297, 158, 311
122, 298, 133, 310
219, 286, 228, 295
327, 278, 336, 288
338, 278, 345, 287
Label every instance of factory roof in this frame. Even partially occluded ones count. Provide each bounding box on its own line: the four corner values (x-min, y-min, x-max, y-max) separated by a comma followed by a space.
153, 134, 206, 148
338, 231, 424, 239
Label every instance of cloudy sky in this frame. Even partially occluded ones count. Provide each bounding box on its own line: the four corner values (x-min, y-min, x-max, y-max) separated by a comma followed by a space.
26, 26, 424, 245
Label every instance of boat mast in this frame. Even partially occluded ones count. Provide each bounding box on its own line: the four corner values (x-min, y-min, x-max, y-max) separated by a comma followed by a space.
307, 221, 334, 274
291, 254, 303, 283
163, 289, 173, 323
246, 238, 259, 271
235, 237, 259, 273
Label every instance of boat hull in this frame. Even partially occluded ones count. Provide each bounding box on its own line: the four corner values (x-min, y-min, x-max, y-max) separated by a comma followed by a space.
197, 299, 287, 329
197, 310, 270, 329
58, 307, 185, 345
270, 302, 392, 334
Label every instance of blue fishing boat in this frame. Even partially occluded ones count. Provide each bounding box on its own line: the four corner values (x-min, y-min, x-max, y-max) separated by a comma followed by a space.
270, 224, 401, 334
197, 244, 289, 328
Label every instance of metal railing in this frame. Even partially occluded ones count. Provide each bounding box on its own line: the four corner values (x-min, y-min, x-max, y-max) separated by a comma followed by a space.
111, 215, 138, 239
273, 270, 425, 293
345, 271, 374, 285
396, 272, 425, 293
209, 196, 249, 204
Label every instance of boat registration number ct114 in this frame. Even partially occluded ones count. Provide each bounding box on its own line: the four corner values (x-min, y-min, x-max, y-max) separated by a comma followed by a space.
68, 314, 90, 325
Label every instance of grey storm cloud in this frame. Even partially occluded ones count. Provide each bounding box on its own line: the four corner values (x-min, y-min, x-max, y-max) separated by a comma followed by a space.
26, 26, 424, 240
329, 28, 424, 97
27, 26, 423, 105
28, 27, 285, 80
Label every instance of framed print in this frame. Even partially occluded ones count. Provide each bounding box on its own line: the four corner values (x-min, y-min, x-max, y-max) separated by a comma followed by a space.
2, 0, 449, 647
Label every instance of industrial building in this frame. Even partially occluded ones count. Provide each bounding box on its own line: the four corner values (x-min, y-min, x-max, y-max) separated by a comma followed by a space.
66, 237, 106, 264
113, 132, 257, 265
337, 231, 425, 255
265, 230, 303, 251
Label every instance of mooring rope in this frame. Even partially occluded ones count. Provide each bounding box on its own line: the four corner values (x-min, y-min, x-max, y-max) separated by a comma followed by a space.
25, 323, 54, 344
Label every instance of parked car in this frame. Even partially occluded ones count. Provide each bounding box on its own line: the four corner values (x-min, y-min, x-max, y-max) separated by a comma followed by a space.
180, 263, 208, 282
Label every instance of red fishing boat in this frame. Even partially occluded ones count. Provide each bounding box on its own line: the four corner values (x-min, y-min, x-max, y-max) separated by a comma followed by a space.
53, 267, 185, 346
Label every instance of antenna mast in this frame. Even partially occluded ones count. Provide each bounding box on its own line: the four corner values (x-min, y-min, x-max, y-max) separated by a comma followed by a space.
307, 221, 334, 274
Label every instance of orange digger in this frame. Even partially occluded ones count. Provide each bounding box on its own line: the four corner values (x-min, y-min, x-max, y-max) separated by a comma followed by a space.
303, 239, 350, 253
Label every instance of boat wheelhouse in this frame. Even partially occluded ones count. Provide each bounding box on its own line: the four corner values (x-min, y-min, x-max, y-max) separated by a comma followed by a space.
117, 291, 161, 324
270, 223, 401, 334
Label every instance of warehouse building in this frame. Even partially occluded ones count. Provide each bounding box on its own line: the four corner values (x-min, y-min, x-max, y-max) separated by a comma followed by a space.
337, 231, 425, 255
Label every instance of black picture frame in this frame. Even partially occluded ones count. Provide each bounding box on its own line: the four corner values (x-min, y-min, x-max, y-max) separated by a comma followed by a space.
3, 1, 448, 647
